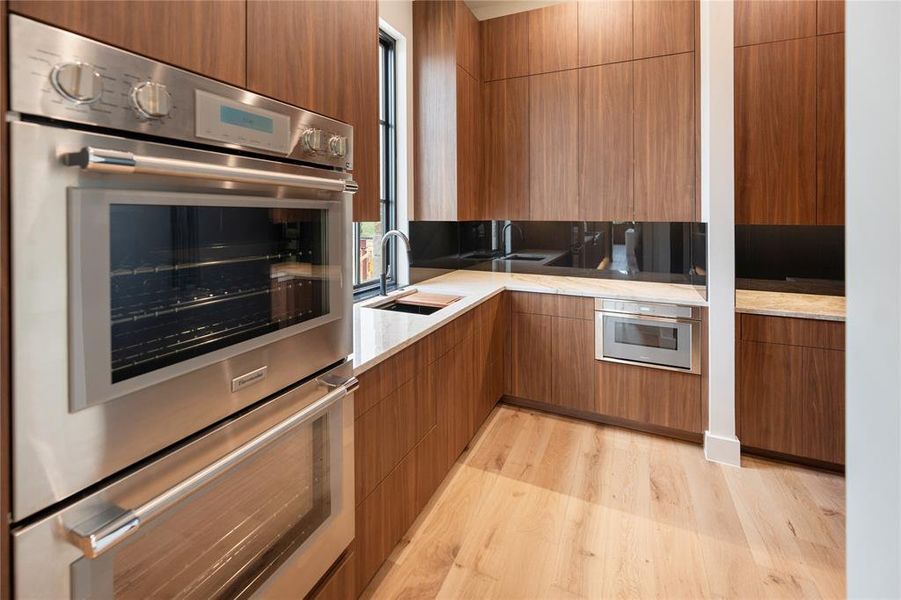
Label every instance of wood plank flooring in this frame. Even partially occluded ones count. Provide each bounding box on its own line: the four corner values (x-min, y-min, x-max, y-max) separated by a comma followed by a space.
361, 405, 845, 599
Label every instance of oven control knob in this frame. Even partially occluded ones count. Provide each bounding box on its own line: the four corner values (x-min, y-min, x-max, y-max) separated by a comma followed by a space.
131, 81, 172, 119
50, 62, 103, 104
328, 135, 348, 158
300, 128, 323, 153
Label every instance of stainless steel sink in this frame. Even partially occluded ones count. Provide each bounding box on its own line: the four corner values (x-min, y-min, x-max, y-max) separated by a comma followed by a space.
374, 302, 442, 316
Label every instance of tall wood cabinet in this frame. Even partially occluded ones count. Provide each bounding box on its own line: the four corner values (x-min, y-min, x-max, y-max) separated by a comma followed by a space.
9, 0, 247, 86
413, 0, 482, 221
246, 0, 380, 221
734, 0, 845, 225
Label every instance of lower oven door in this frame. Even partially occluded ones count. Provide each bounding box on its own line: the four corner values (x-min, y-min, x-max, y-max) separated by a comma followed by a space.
12, 363, 355, 600
596, 312, 700, 373
12, 120, 354, 520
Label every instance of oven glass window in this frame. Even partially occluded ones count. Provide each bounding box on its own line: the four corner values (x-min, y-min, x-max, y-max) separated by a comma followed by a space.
614, 321, 678, 350
71, 413, 332, 599
109, 205, 328, 384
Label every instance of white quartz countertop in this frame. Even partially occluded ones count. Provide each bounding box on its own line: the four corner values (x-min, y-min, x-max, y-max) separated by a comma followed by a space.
353, 270, 707, 375
735, 289, 846, 322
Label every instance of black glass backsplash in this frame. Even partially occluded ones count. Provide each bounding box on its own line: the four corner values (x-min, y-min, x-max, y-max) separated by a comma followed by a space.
735, 225, 844, 295
409, 221, 707, 287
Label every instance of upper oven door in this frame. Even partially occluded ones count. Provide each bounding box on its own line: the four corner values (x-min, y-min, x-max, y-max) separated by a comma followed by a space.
71, 188, 344, 411
11, 120, 354, 520
596, 312, 700, 374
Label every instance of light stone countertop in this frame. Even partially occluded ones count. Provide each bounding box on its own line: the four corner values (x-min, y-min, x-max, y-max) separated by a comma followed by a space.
735, 289, 846, 322
352, 270, 708, 375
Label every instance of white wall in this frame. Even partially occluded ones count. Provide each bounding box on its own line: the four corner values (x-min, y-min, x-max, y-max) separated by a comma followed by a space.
700, 0, 740, 466
379, 0, 414, 285
846, 1, 901, 596
465, 0, 564, 20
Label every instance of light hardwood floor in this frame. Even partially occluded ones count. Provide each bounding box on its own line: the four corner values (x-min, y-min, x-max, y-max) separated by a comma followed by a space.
362, 405, 845, 599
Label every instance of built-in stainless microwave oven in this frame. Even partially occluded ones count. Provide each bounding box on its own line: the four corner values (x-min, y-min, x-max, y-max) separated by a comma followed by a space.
595, 299, 701, 374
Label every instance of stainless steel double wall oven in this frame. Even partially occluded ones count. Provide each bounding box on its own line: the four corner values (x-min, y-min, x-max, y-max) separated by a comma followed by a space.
10, 16, 356, 598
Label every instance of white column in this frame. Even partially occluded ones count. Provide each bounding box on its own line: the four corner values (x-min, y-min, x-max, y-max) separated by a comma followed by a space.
700, 0, 740, 466
846, 1, 901, 596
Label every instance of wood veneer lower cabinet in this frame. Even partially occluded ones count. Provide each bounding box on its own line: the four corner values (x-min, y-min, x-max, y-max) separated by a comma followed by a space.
594, 361, 702, 433
310, 295, 509, 599
737, 314, 845, 466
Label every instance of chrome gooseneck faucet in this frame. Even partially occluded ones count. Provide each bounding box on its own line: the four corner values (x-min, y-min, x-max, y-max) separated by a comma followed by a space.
501, 222, 524, 254
380, 229, 411, 297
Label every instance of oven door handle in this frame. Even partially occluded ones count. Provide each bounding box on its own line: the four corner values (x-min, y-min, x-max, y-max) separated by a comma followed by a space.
65, 376, 359, 560
63, 146, 359, 194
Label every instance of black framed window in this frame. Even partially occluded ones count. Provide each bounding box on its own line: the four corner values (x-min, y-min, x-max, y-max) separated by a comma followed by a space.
354, 30, 397, 296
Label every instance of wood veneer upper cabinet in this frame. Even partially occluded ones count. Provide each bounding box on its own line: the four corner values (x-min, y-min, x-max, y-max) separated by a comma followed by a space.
247, 1, 379, 221
632, 0, 695, 59
528, 2, 579, 75
456, 0, 481, 79
9, 0, 246, 86
817, 0, 844, 35
578, 0, 633, 67
481, 11, 530, 81
414, 0, 486, 221
456, 66, 482, 221
529, 70, 579, 221
734, 0, 816, 47
579, 62, 633, 221
817, 33, 845, 225
735, 38, 816, 224
633, 53, 695, 221
483, 78, 530, 220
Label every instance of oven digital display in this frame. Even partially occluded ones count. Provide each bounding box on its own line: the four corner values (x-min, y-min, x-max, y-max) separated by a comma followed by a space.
219, 105, 274, 134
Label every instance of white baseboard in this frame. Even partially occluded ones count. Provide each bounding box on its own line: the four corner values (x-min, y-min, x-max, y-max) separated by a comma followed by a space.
704, 431, 741, 467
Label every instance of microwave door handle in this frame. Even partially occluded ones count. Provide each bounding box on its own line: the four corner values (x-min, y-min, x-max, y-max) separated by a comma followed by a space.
63, 146, 359, 194
66, 376, 358, 560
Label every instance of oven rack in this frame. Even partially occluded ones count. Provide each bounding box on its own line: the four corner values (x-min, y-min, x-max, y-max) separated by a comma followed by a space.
111, 268, 326, 323
111, 293, 325, 378
110, 250, 313, 278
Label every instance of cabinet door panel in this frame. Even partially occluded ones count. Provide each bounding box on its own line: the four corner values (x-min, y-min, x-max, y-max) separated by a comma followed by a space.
578, 0, 632, 66
633, 53, 695, 221
595, 361, 701, 432
633, 0, 694, 59
735, 38, 816, 224
481, 12, 530, 81
528, 2, 579, 75
579, 62, 633, 221
817, 0, 844, 35
247, 1, 379, 221
510, 313, 553, 402
817, 33, 845, 225
529, 71, 579, 220
456, 1, 481, 79
734, 0, 816, 46
456, 67, 482, 220
737, 341, 844, 464
483, 79, 529, 220
9, 0, 246, 86
551, 318, 596, 412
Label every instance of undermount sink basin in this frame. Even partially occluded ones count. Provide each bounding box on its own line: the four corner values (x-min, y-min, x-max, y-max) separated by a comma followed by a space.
374, 302, 442, 316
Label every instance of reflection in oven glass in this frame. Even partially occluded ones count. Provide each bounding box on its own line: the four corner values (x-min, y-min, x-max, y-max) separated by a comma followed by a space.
71, 414, 331, 599
109, 205, 329, 383
614, 321, 678, 350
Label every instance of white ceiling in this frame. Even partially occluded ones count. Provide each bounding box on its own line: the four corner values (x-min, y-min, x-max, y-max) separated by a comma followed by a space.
464, 0, 567, 21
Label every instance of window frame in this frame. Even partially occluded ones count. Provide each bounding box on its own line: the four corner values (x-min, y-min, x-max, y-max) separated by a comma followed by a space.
353, 30, 398, 299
